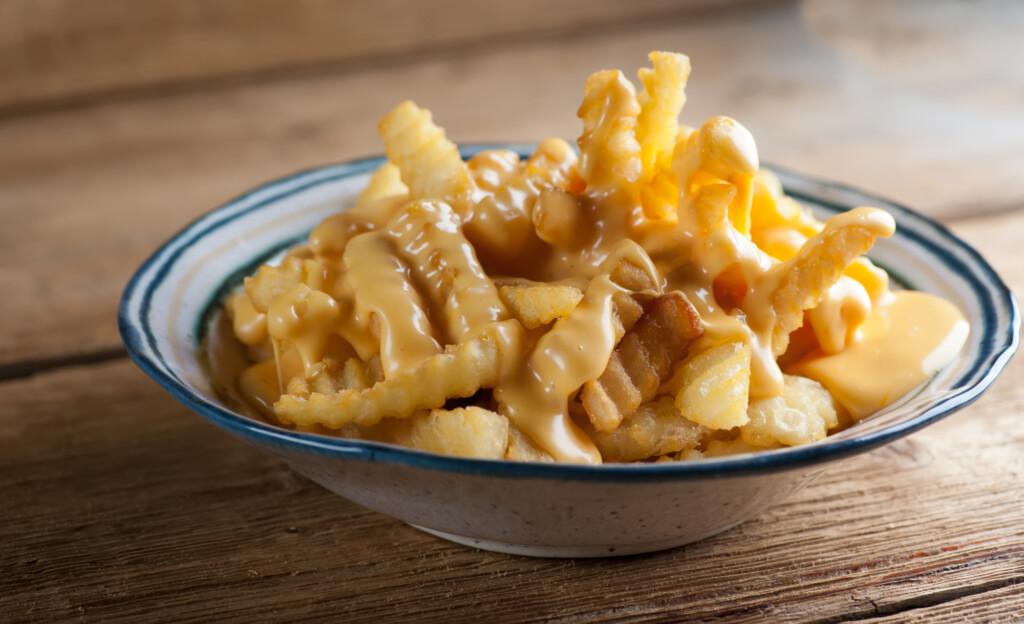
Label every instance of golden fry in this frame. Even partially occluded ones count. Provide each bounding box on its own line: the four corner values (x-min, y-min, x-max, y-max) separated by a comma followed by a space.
378, 101, 476, 214
358, 162, 408, 204
214, 53, 960, 466
275, 326, 506, 428
384, 200, 514, 344
741, 374, 840, 447
636, 51, 690, 219
504, 423, 555, 463
769, 207, 895, 355
244, 256, 327, 313
637, 51, 690, 177
675, 341, 752, 430
590, 397, 706, 462
388, 406, 510, 459
577, 70, 642, 193
581, 292, 703, 432
498, 283, 584, 329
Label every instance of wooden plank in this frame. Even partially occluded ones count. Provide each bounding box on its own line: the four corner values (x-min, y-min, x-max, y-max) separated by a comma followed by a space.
869, 583, 1024, 622
2, 0, 1023, 371
0, 345, 1021, 621
0, 0, 755, 111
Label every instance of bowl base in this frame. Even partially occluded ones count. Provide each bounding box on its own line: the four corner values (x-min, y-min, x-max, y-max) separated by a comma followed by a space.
410, 523, 742, 558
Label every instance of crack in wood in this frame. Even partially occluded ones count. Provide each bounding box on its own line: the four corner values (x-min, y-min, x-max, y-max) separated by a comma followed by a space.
0, 347, 128, 382
822, 576, 1024, 623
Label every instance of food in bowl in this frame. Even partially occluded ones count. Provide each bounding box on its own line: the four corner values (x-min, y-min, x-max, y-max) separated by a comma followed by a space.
211, 51, 969, 465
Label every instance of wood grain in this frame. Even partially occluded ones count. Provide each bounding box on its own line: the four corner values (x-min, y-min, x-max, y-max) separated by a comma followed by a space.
1, 2, 1022, 619
0, 0, 759, 112
0, 348, 1020, 622
2, 0, 1023, 373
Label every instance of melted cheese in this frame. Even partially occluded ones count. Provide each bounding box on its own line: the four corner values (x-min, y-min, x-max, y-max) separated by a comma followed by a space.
788, 290, 969, 420
218, 112, 968, 464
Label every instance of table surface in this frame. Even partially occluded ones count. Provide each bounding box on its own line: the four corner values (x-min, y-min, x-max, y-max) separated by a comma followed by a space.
2, 2, 1023, 621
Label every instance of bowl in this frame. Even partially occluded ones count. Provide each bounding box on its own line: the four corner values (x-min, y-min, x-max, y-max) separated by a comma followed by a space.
119, 145, 1019, 557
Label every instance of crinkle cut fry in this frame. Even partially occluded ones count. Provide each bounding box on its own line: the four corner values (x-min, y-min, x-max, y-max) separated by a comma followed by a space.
498, 283, 584, 329
769, 207, 895, 355
244, 256, 327, 313
636, 52, 691, 219
590, 396, 706, 462
637, 51, 690, 176
275, 324, 513, 429
581, 291, 704, 432
576, 70, 642, 194
388, 406, 510, 459
378, 100, 477, 215
674, 341, 751, 430
343, 232, 443, 378
693, 182, 737, 236
384, 199, 512, 343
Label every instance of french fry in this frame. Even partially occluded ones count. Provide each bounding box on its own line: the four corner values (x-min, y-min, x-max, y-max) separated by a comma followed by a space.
308, 161, 410, 262
358, 162, 408, 204
384, 200, 515, 344
581, 292, 703, 432
675, 116, 758, 234
845, 256, 889, 304
378, 101, 477, 215
344, 231, 443, 378
590, 397, 706, 462
741, 374, 840, 447
466, 149, 520, 192
524, 138, 579, 190
636, 51, 690, 219
637, 52, 690, 177
675, 341, 752, 430
225, 291, 268, 347
768, 207, 895, 355
275, 325, 508, 429
304, 355, 384, 396
713, 262, 748, 312
387, 406, 510, 459
498, 283, 584, 329
244, 256, 327, 313
465, 139, 580, 268
576, 70, 643, 194
504, 423, 555, 462
308, 195, 409, 262
693, 182, 737, 235
749, 168, 823, 240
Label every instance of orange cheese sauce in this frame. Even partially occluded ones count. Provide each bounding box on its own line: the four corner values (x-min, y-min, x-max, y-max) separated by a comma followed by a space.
213, 53, 969, 464
789, 291, 970, 421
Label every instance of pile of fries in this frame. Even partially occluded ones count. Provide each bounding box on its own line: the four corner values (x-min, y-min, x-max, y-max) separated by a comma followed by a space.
224, 52, 903, 464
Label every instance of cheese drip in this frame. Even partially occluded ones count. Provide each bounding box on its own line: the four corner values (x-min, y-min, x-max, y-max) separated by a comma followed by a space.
219, 98, 968, 464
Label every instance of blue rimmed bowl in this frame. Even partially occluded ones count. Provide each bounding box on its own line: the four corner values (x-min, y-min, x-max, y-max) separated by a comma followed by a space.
119, 145, 1019, 557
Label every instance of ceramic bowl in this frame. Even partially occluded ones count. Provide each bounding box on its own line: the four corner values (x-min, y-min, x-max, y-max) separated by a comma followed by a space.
119, 145, 1019, 557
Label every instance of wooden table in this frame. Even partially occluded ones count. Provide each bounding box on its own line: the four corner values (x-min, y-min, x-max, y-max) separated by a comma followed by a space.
2, 1, 1022, 621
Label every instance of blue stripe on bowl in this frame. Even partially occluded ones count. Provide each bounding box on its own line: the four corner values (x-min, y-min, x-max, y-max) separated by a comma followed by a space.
119, 145, 1020, 483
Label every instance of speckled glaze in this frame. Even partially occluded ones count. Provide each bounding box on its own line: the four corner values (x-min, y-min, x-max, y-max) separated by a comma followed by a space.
120, 145, 1019, 557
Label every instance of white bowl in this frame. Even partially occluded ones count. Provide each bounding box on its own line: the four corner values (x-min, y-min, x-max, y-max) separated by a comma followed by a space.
119, 145, 1019, 557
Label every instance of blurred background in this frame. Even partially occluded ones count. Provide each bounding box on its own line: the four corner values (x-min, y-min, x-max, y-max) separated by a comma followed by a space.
3, 0, 1022, 210
3, 4, 1024, 619
1, 0, 1022, 371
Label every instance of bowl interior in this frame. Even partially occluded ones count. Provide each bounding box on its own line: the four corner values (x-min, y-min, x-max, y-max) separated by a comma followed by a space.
119, 145, 1020, 480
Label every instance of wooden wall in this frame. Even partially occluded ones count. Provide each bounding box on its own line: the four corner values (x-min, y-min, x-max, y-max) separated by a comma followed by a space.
0, 0, 768, 111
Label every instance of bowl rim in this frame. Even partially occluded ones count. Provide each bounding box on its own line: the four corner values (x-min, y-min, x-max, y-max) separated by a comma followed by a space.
119, 144, 1020, 483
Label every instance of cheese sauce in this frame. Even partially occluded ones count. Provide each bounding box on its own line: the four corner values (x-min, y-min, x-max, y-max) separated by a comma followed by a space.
217, 100, 968, 464
789, 290, 970, 421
